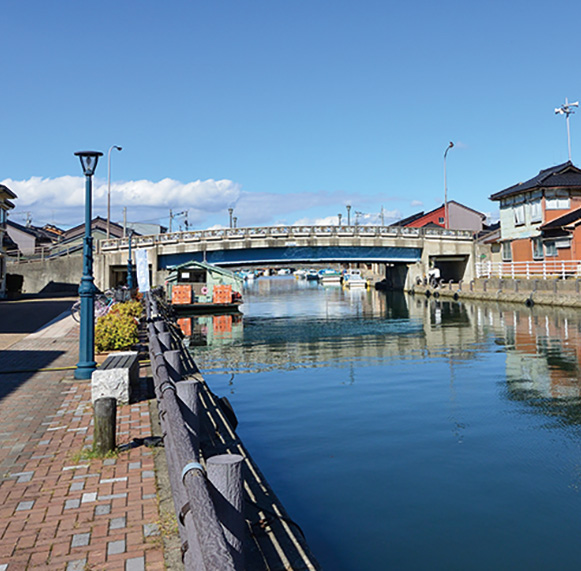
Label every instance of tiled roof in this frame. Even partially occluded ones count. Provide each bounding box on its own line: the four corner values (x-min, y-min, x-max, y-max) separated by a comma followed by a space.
490, 161, 581, 201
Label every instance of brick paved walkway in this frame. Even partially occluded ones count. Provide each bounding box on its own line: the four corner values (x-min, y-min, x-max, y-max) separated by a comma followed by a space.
0, 311, 166, 570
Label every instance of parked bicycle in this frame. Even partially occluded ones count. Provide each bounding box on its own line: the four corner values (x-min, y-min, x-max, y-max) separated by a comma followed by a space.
70, 288, 118, 323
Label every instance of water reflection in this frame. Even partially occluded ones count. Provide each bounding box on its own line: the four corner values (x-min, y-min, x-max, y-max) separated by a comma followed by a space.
185, 277, 581, 420
185, 277, 581, 569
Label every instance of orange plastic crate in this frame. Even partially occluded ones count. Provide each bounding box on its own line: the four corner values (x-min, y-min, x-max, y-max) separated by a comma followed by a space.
172, 285, 192, 305
213, 285, 232, 304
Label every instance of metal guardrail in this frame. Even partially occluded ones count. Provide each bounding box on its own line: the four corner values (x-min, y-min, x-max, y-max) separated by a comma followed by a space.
100, 225, 474, 252
5, 244, 83, 263
145, 292, 240, 570
476, 260, 581, 279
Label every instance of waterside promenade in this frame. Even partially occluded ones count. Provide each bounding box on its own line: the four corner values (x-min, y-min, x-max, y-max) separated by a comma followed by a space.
0, 300, 167, 570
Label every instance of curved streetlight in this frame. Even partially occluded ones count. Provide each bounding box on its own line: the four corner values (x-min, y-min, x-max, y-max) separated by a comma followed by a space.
74, 150, 103, 380
444, 142, 454, 229
107, 145, 122, 239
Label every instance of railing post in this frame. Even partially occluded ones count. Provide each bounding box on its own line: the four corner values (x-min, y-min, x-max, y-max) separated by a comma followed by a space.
526, 262, 530, 279
207, 455, 245, 570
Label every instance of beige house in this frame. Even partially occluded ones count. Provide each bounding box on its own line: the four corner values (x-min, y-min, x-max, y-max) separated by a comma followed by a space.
1, 184, 17, 298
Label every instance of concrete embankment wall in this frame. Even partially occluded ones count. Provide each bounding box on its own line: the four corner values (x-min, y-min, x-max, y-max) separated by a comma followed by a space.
409, 277, 581, 308
7, 255, 83, 294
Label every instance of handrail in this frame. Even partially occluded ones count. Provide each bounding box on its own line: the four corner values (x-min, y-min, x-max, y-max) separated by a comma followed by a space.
99, 225, 473, 252
476, 260, 581, 279
145, 293, 237, 570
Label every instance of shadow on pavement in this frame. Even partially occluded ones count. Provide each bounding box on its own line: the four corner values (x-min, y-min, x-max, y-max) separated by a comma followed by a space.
0, 298, 75, 335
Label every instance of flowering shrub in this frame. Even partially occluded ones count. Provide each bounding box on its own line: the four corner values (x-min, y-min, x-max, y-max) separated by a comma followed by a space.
95, 301, 142, 353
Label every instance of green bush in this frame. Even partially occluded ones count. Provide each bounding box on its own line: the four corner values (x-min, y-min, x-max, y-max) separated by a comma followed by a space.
109, 300, 143, 319
95, 301, 141, 353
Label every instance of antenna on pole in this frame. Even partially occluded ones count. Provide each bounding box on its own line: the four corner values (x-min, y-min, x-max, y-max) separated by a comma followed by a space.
555, 97, 579, 162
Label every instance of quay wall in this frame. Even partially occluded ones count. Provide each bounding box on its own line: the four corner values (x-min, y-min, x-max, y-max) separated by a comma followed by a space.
409, 277, 581, 308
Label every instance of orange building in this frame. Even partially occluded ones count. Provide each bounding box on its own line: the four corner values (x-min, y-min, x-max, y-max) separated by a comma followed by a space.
490, 161, 581, 263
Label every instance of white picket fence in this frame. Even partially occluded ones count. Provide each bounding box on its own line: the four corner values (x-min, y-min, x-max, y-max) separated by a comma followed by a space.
476, 260, 581, 280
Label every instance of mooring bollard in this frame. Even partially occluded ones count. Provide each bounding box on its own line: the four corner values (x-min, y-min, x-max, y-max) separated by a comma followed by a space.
207, 454, 245, 571
93, 397, 116, 455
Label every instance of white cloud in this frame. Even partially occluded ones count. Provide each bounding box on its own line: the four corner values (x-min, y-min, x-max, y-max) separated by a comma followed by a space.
2, 176, 242, 228
410, 200, 423, 208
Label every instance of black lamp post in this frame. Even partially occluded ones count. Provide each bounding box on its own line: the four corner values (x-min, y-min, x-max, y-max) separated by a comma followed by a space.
74, 150, 103, 380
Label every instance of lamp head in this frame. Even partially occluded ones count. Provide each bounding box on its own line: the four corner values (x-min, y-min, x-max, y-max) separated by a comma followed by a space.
74, 151, 103, 176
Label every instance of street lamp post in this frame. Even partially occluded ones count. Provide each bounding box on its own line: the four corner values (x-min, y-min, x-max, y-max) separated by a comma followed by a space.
107, 145, 122, 239
74, 150, 103, 380
444, 142, 454, 230
346, 205, 351, 226
127, 230, 134, 290
555, 98, 579, 161
338, 213, 342, 226
228, 207, 234, 229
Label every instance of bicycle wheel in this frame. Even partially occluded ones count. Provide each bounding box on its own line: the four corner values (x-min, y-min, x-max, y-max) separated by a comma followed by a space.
71, 301, 81, 322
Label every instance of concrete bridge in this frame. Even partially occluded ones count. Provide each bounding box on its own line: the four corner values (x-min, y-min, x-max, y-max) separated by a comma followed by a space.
95, 225, 476, 290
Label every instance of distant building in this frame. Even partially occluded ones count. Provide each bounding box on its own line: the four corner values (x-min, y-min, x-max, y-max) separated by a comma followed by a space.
1, 184, 17, 297
51, 216, 131, 256
394, 201, 486, 232
125, 222, 167, 236
489, 161, 581, 262
5, 220, 63, 256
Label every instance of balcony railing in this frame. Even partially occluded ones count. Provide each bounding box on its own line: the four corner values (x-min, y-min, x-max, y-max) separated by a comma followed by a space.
476, 260, 581, 279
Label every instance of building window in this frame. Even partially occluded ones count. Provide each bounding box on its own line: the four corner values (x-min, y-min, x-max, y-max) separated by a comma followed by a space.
556, 238, 571, 249
532, 238, 544, 259
438, 217, 444, 224
545, 241, 557, 257
502, 241, 512, 262
530, 200, 542, 222
514, 204, 525, 225
546, 190, 570, 210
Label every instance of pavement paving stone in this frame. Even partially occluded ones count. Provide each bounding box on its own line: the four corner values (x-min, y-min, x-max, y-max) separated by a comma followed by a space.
0, 310, 166, 570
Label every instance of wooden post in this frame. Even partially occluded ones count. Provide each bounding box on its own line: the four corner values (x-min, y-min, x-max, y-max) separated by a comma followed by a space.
206, 454, 245, 571
93, 397, 116, 455
159, 331, 173, 352
165, 350, 183, 383
176, 380, 201, 448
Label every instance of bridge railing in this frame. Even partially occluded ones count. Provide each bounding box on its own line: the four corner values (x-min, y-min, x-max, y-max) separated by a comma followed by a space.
98, 225, 473, 252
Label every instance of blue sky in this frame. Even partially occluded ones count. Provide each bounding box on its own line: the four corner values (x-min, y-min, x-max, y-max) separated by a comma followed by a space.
3, 0, 581, 231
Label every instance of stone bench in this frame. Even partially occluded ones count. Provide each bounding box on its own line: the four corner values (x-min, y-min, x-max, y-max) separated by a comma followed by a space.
91, 351, 139, 404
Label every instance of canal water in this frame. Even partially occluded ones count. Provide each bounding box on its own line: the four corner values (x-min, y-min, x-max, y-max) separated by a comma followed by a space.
181, 276, 581, 570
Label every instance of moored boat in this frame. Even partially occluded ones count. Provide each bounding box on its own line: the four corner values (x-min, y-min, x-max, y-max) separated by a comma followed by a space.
343, 269, 367, 288
166, 261, 244, 313
318, 268, 342, 284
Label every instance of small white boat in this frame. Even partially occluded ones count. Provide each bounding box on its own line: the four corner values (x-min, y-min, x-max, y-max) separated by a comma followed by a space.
343, 269, 367, 288
318, 269, 342, 284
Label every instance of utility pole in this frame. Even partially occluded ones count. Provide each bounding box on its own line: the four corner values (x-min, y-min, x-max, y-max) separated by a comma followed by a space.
123, 207, 127, 237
